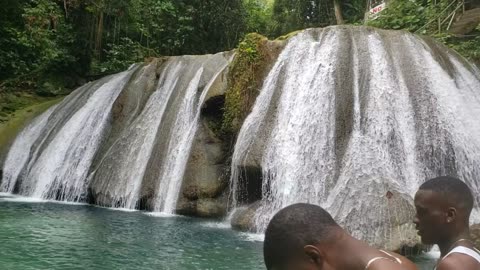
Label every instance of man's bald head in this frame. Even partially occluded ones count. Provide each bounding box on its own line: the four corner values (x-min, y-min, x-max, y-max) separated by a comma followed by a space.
419, 176, 474, 214
263, 203, 340, 269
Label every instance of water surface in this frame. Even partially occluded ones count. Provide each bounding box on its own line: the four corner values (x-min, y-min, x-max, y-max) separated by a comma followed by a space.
0, 196, 435, 270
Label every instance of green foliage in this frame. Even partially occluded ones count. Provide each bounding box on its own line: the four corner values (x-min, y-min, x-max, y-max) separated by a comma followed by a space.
243, 0, 275, 37
91, 37, 149, 74
0, 92, 58, 123
0, 0, 254, 87
368, 0, 429, 32
0, 0, 75, 81
436, 29, 480, 64
448, 34, 480, 61
369, 0, 480, 63
272, 0, 335, 36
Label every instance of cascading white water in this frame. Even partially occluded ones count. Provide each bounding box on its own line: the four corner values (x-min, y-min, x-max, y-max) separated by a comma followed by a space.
86, 54, 231, 211
0, 68, 137, 201
152, 67, 204, 212
230, 26, 480, 249
1, 52, 231, 212
28, 70, 135, 201
86, 61, 185, 209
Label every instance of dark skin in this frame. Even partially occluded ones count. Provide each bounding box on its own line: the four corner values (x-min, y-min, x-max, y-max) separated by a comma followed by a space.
270, 229, 418, 270
414, 190, 478, 270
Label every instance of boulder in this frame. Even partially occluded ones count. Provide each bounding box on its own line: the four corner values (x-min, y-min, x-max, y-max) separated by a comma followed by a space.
231, 201, 262, 231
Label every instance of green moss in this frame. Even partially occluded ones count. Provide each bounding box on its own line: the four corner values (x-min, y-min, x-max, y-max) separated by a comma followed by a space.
275, 30, 303, 41
0, 97, 63, 157
221, 33, 269, 136
0, 93, 55, 123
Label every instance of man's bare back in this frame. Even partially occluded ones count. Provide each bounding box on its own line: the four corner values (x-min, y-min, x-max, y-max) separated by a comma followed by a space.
365, 251, 417, 270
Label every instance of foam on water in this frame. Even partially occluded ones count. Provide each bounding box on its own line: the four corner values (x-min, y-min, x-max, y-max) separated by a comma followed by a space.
146, 212, 180, 218
0, 194, 89, 206
201, 222, 232, 230
239, 232, 265, 242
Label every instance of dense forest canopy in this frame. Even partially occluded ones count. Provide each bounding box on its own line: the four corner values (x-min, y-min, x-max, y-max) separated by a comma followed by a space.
0, 0, 478, 98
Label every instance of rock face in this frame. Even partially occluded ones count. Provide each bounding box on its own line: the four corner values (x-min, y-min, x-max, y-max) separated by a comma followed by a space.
174, 119, 228, 218
175, 65, 229, 217
471, 224, 480, 248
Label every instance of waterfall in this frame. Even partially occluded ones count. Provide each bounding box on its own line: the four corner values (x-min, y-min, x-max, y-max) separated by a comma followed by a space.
88, 54, 231, 211
18, 69, 136, 201
230, 26, 480, 249
0, 52, 231, 213
86, 60, 186, 209
153, 59, 229, 213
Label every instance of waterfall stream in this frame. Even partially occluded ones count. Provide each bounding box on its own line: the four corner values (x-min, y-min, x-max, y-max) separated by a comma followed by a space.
1, 53, 231, 212
230, 27, 480, 249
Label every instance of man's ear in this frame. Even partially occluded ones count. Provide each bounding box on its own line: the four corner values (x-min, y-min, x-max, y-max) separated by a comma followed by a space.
446, 207, 457, 223
304, 245, 323, 266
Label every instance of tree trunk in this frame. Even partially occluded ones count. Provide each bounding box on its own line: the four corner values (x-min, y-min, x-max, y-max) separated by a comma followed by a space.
63, 0, 68, 18
333, 0, 345, 25
95, 12, 104, 57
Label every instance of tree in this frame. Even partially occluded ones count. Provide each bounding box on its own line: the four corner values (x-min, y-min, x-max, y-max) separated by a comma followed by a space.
243, 0, 275, 37
272, 0, 335, 36
333, 0, 344, 24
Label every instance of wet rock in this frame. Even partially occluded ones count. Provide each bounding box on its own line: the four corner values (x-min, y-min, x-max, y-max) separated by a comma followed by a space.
176, 196, 227, 218
196, 197, 227, 218
231, 201, 262, 231
176, 197, 197, 216
179, 118, 228, 201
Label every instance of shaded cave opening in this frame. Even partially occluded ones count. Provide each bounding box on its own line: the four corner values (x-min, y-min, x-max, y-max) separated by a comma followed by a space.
201, 95, 225, 134
234, 166, 264, 205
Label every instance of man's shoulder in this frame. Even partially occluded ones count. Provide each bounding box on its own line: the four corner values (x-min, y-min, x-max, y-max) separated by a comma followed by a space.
437, 253, 479, 270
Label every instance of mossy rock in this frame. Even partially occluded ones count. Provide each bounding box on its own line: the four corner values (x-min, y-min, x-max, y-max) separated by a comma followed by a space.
221, 33, 286, 137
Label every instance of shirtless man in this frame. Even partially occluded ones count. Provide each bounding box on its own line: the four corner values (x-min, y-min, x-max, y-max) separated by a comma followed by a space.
414, 176, 480, 270
263, 203, 418, 270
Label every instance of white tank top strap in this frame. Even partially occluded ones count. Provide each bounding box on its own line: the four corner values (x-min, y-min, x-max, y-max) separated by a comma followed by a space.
364, 250, 402, 270
443, 246, 480, 263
